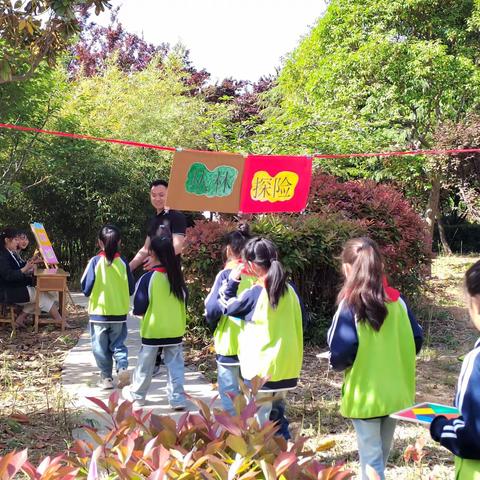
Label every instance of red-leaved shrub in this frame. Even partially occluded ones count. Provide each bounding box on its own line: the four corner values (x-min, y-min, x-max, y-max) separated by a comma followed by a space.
182, 173, 431, 343
307, 173, 431, 290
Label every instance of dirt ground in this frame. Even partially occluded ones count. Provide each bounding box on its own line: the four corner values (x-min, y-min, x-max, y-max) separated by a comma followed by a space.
0, 255, 478, 478
0, 306, 88, 463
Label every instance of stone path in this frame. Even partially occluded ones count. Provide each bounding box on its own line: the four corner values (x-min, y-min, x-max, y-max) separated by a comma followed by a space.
62, 293, 220, 436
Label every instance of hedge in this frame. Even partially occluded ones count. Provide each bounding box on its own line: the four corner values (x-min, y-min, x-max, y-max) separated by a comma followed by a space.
182, 173, 431, 344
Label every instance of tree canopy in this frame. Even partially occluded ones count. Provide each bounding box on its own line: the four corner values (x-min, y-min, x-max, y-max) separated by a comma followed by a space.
0, 0, 110, 83
256, 0, 480, 240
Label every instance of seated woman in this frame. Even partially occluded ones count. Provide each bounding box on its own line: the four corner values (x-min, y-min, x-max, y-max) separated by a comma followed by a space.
14, 230, 43, 269
0, 227, 64, 328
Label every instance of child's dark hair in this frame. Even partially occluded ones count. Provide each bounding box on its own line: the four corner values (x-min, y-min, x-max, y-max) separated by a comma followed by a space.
338, 237, 387, 331
224, 222, 251, 258
0, 227, 19, 249
149, 236, 185, 301
99, 225, 121, 264
466, 260, 480, 297
243, 237, 287, 308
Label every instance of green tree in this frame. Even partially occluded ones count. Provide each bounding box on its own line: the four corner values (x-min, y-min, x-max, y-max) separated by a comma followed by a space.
259, 0, 480, 242
0, 54, 234, 278
0, 0, 109, 83
0, 65, 66, 202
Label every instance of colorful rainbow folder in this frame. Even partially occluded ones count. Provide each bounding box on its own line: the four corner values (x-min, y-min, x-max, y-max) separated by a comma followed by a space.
391, 402, 459, 425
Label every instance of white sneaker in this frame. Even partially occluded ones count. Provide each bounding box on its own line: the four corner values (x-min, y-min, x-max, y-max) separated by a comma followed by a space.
117, 368, 130, 388
121, 386, 145, 408
97, 377, 114, 390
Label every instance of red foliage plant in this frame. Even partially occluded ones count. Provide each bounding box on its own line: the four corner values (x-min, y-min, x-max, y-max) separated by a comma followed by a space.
0, 388, 354, 479
307, 173, 432, 287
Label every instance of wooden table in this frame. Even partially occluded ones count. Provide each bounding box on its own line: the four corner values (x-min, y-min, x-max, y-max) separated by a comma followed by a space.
34, 267, 70, 332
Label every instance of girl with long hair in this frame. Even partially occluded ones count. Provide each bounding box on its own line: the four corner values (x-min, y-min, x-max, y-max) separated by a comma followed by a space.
81, 224, 135, 390
328, 237, 423, 480
123, 235, 188, 410
220, 237, 306, 438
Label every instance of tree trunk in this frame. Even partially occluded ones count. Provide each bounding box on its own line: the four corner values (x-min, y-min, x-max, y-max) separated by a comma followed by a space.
425, 172, 441, 250
437, 215, 452, 255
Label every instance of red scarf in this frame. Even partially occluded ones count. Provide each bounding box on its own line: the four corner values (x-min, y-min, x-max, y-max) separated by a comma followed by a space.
383, 276, 400, 301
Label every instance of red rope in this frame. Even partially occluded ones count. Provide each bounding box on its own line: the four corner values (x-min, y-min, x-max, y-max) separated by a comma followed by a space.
1, 122, 480, 158
0, 123, 176, 152
312, 148, 480, 159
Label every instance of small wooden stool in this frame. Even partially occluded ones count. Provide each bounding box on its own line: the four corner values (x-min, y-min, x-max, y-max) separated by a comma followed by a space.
0, 304, 16, 331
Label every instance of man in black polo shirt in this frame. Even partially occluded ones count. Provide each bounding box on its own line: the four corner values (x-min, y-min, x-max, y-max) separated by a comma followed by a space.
130, 179, 187, 375
130, 179, 187, 271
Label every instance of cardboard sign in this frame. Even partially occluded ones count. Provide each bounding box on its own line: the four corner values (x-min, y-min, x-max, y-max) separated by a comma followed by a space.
239, 155, 312, 213
391, 402, 459, 425
30, 222, 59, 266
166, 150, 245, 213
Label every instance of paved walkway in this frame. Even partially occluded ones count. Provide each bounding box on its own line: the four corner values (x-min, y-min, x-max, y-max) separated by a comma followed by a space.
62, 293, 220, 436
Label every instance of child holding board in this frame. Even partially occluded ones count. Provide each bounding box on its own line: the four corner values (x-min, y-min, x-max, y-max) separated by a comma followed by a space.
430, 260, 480, 479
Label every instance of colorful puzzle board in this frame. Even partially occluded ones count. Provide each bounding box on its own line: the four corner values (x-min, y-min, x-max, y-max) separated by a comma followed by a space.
391, 402, 459, 425
30, 222, 59, 266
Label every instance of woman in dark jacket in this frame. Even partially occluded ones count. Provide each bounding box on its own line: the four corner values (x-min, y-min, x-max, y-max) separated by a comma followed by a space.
0, 228, 63, 328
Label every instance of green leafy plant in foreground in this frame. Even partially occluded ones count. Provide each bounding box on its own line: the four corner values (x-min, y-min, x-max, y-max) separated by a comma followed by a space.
0, 380, 354, 479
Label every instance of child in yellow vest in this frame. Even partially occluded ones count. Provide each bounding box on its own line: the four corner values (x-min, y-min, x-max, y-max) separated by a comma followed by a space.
204, 223, 254, 415
430, 259, 480, 479
220, 237, 306, 438
81, 225, 135, 390
122, 235, 187, 410
327, 237, 423, 480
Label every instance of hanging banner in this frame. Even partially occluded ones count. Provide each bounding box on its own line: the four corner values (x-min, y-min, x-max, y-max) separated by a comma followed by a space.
239, 155, 312, 213
166, 150, 245, 213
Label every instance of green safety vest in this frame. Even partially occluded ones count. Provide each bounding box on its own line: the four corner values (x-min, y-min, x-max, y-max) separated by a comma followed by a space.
455, 457, 480, 479
214, 274, 256, 357
238, 285, 303, 383
88, 256, 130, 317
341, 300, 416, 418
141, 272, 186, 341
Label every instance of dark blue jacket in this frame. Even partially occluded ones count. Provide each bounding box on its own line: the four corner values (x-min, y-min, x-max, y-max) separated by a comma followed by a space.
0, 248, 32, 304
431, 338, 480, 459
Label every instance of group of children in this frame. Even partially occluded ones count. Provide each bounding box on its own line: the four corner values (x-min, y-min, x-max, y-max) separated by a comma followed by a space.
80, 225, 189, 410
81, 223, 480, 479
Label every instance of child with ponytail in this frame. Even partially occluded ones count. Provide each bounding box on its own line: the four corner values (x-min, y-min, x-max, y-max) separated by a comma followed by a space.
81, 225, 135, 390
122, 235, 188, 410
430, 260, 480, 478
204, 222, 255, 415
327, 237, 423, 480
220, 237, 306, 439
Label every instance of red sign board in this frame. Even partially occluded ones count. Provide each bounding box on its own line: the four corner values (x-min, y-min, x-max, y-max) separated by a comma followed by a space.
239, 155, 312, 213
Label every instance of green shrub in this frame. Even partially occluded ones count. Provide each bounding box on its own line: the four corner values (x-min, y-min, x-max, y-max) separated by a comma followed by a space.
183, 173, 431, 344
307, 173, 432, 299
